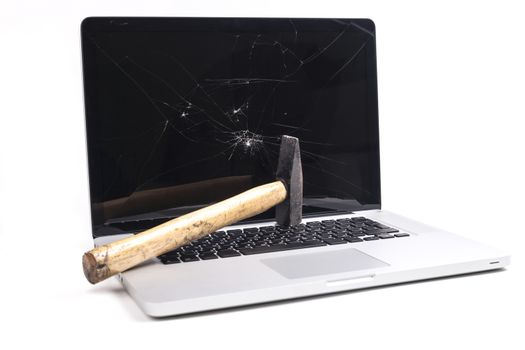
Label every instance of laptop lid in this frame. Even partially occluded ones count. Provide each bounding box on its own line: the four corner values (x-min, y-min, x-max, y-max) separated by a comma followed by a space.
81, 17, 380, 237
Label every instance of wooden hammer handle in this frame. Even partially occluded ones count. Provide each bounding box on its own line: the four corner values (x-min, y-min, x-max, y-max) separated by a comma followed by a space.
83, 180, 287, 284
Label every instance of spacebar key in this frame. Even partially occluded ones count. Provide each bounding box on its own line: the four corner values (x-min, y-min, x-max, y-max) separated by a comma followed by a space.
239, 241, 326, 255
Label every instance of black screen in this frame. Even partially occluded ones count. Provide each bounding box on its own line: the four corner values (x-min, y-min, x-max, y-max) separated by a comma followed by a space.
81, 17, 381, 237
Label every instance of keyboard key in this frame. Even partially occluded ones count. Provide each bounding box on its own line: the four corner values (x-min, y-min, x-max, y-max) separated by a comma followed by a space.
180, 254, 200, 262
286, 235, 301, 241
199, 252, 219, 260
162, 257, 181, 264
239, 244, 286, 255
351, 232, 367, 237
374, 223, 391, 229
323, 238, 347, 245
378, 234, 395, 239
180, 248, 197, 253
395, 233, 410, 237
217, 249, 241, 258
364, 236, 379, 241
365, 228, 399, 235
333, 232, 348, 238
346, 237, 363, 243
302, 239, 324, 245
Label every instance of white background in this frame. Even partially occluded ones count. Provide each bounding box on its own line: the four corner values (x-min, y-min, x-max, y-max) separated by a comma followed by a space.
1, 1, 524, 349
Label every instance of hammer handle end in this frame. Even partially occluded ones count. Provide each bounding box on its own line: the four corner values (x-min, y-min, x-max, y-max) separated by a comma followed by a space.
83, 180, 287, 284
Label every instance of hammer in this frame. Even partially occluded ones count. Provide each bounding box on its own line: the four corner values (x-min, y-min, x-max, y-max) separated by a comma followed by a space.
83, 135, 303, 284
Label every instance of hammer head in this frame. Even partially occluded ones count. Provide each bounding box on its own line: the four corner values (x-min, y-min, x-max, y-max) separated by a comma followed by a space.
275, 135, 303, 226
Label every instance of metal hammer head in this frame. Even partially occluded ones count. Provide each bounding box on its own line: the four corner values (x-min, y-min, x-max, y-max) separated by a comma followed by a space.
275, 135, 303, 226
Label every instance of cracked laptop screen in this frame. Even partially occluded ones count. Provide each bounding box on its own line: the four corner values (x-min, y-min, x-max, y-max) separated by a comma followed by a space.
81, 18, 380, 236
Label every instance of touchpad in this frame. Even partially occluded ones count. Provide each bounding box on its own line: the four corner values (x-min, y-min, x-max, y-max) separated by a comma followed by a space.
261, 248, 389, 279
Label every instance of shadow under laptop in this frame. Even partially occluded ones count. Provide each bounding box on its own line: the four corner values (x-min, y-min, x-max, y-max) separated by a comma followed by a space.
139, 268, 507, 321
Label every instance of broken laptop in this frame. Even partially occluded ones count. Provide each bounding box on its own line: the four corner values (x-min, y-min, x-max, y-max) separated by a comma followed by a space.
81, 17, 509, 317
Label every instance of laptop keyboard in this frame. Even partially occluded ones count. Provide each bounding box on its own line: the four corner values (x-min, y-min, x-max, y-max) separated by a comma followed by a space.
158, 217, 409, 264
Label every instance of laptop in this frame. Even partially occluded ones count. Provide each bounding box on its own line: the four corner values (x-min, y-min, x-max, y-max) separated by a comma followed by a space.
81, 17, 509, 317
